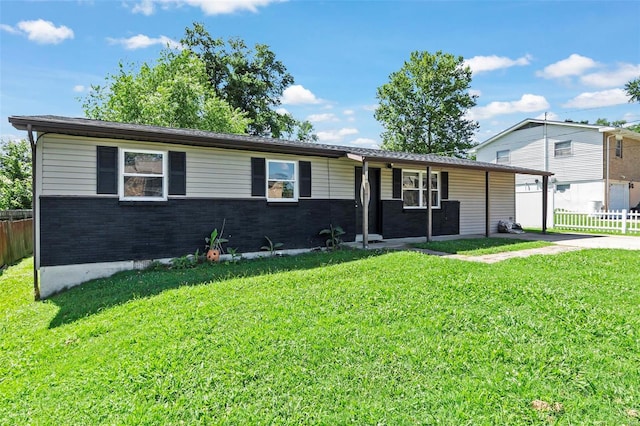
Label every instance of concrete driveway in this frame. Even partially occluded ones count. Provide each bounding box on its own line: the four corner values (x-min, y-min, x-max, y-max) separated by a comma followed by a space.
492, 232, 640, 250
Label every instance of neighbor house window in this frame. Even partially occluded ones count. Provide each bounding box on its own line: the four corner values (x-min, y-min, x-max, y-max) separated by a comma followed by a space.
554, 140, 572, 157
120, 149, 167, 201
402, 170, 440, 209
496, 149, 510, 164
615, 139, 623, 158
556, 183, 570, 192
267, 160, 297, 201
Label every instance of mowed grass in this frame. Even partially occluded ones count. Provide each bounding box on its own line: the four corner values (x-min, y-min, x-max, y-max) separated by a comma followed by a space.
1, 249, 639, 424
413, 237, 552, 255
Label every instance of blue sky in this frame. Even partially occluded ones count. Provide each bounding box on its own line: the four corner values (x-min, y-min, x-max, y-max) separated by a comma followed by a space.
1, 0, 639, 149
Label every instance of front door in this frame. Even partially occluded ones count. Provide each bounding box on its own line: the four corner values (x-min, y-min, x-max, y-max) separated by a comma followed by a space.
355, 167, 381, 234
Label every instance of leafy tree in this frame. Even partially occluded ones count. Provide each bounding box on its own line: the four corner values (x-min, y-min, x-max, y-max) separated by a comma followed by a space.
594, 118, 628, 127
0, 139, 32, 210
181, 23, 316, 140
82, 49, 250, 134
625, 77, 640, 103
375, 50, 478, 157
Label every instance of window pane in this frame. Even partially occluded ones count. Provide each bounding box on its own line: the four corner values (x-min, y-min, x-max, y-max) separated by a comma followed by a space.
432, 190, 439, 208
268, 161, 295, 180
403, 190, 419, 207
554, 141, 571, 157
124, 152, 163, 174
403, 172, 419, 189
268, 181, 295, 199
431, 173, 438, 189
124, 176, 163, 197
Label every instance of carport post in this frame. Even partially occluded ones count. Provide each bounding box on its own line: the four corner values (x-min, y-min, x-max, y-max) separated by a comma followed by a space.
426, 165, 432, 242
362, 161, 369, 249
542, 175, 548, 234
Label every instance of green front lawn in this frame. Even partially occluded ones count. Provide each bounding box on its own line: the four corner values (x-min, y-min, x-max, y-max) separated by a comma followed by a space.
413, 237, 552, 255
1, 249, 639, 424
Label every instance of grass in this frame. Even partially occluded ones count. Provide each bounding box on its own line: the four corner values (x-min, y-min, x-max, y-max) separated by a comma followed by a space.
1, 249, 639, 424
412, 237, 552, 255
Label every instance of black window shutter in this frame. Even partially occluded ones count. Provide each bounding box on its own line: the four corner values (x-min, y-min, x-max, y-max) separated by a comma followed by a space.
251, 157, 266, 197
97, 146, 117, 194
168, 151, 186, 196
392, 168, 402, 199
299, 161, 311, 197
441, 171, 449, 200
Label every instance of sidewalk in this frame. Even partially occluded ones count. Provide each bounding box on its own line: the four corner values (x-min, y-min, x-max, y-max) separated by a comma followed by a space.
348, 231, 639, 264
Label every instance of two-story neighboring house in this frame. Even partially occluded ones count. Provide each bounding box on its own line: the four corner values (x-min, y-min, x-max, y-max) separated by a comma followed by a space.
473, 119, 640, 228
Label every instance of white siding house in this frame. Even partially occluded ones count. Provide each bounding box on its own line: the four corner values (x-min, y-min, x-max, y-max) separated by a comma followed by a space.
474, 119, 640, 228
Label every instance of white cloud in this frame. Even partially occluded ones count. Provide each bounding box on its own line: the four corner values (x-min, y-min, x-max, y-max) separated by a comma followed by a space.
306, 113, 338, 123
1, 19, 74, 44
469, 94, 550, 120
343, 109, 355, 115
562, 88, 629, 109
469, 89, 482, 97
362, 104, 378, 112
349, 138, 378, 148
130, 0, 283, 15
465, 54, 531, 74
107, 34, 181, 50
281, 85, 321, 105
0, 24, 20, 35
73, 85, 86, 92
316, 128, 358, 143
536, 54, 597, 79
275, 107, 289, 115
580, 63, 640, 88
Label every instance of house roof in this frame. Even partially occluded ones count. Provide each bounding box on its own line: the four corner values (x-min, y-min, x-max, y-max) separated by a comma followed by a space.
472, 118, 606, 152
9, 115, 553, 177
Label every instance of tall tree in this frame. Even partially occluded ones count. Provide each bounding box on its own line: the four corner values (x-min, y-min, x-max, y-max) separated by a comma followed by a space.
82, 49, 250, 134
0, 139, 32, 210
375, 51, 478, 157
625, 77, 640, 103
181, 23, 316, 140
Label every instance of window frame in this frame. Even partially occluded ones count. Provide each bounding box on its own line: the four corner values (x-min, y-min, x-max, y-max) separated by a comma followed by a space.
615, 139, 623, 158
401, 169, 440, 210
496, 149, 510, 164
554, 140, 572, 157
266, 159, 298, 202
119, 148, 168, 201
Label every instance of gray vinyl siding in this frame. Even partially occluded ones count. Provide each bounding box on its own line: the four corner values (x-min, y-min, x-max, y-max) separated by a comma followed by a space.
476, 124, 603, 185
39, 134, 354, 199
489, 172, 516, 232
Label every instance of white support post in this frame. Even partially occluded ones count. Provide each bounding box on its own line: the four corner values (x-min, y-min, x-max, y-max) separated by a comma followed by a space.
622, 209, 627, 234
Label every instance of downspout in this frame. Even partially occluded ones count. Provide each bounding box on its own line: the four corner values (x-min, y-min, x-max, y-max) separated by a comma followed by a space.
27, 124, 40, 301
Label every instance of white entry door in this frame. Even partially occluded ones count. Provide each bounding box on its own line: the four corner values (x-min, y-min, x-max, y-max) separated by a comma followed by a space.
609, 183, 629, 210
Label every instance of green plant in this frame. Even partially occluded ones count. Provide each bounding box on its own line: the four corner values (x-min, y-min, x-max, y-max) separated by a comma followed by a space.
319, 224, 345, 250
261, 235, 283, 256
205, 220, 229, 253
227, 247, 242, 264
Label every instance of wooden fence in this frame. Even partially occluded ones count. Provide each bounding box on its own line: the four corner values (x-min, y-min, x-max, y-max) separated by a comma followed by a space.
555, 209, 640, 234
0, 210, 33, 267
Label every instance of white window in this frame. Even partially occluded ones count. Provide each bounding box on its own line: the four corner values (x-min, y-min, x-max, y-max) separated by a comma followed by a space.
556, 183, 570, 192
554, 140, 572, 157
615, 139, 623, 158
267, 160, 297, 201
402, 170, 440, 209
120, 149, 167, 201
496, 149, 510, 164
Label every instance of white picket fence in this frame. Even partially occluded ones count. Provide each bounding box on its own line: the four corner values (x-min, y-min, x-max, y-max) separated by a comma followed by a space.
555, 209, 640, 234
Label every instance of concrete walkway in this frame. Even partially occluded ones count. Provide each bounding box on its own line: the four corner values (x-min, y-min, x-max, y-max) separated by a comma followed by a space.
349, 231, 640, 264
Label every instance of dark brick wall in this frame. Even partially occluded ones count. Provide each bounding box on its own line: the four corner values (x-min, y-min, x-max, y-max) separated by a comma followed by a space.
39, 197, 356, 266
380, 200, 460, 239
